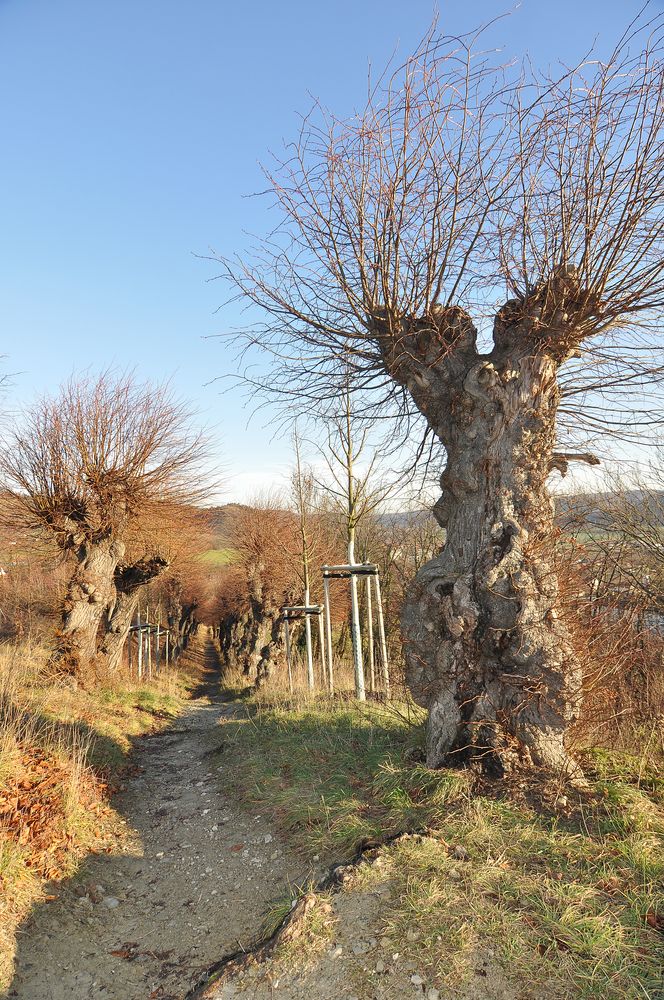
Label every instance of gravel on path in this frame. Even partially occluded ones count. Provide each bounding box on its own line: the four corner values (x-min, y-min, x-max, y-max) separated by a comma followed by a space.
6, 632, 301, 1000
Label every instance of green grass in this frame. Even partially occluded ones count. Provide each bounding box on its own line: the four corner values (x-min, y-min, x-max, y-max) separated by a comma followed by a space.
222, 699, 664, 1000
224, 701, 467, 854
27, 673, 189, 772
580, 746, 664, 804
198, 547, 237, 566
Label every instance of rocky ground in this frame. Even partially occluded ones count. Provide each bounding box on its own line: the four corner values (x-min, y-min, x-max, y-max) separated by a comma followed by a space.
5, 634, 303, 1000
197, 850, 514, 1000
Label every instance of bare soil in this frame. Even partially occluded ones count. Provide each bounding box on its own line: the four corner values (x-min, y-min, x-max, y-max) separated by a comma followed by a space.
197, 857, 514, 1000
5, 632, 303, 1000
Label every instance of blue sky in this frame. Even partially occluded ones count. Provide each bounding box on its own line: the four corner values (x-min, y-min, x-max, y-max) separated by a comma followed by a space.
0, 0, 654, 501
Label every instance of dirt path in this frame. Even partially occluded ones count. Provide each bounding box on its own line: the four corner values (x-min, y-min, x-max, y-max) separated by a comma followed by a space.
7, 632, 301, 1000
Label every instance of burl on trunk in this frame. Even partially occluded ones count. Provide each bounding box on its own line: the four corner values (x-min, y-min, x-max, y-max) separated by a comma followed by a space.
380, 294, 584, 774
55, 536, 125, 678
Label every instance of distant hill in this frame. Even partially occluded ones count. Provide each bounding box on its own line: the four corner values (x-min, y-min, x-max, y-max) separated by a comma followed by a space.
201, 492, 664, 551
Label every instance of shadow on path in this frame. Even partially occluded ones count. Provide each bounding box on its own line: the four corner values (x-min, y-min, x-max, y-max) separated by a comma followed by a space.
6, 630, 301, 1000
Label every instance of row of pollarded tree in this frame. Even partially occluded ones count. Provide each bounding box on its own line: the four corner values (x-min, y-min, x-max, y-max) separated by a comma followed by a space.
0, 372, 213, 683
215, 12, 664, 777
215, 486, 443, 696
216, 498, 342, 689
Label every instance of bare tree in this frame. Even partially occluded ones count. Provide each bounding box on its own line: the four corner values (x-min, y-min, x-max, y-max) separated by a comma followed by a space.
224, 497, 301, 684
290, 428, 318, 689
97, 504, 208, 674
0, 372, 210, 680
316, 383, 395, 699
217, 12, 664, 773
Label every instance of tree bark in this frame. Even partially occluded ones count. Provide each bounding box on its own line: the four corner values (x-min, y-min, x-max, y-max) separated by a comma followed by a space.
99, 590, 140, 674
53, 537, 125, 679
178, 603, 198, 650
255, 610, 288, 687
379, 300, 583, 774
97, 556, 169, 674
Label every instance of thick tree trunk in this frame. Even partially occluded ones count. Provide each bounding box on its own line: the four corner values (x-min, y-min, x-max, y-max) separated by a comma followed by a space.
98, 591, 140, 674
178, 603, 198, 650
255, 610, 288, 687
219, 610, 251, 669
247, 604, 274, 677
380, 300, 583, 774
97, 556, 169, 674
54, 537, 124, 679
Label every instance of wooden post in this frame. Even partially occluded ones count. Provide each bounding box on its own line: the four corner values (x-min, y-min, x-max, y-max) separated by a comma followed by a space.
155, 611, 161, 675
317, 609, 327, 689
283, 615, 294, 694
366, 573, 375, 694
304, 588, 314, 691
137, 610, 143, 682
322, 574, 334, 696
374, 574, 391, 699
127, 627, 133, 676
146, 606, 152, 681
348, 542, 365, 701
165, 629, 170, 666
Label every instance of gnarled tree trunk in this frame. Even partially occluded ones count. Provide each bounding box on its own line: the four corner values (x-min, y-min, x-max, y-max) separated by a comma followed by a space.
54, 536, 125, 679
219, 609, 251, 669
98, 556, 169, 674
380, 301, 583, 774
178, 602, 198, 650
255, 610, 288, 687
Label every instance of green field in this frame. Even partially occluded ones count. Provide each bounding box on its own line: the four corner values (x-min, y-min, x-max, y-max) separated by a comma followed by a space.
198, 548, 237, 566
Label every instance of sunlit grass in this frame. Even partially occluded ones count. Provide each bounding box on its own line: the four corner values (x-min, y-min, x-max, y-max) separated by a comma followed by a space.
221, 698, 664, 1000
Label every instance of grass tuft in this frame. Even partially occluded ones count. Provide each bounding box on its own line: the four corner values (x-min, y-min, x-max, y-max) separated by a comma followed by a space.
221, 696, 664, 1000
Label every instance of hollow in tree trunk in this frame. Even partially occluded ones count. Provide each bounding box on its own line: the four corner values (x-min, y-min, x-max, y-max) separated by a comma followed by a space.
97, 556, 169, 674
380, 298, 583, 774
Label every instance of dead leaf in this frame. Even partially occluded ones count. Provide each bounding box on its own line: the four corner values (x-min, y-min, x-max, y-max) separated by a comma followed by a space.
645, 911, 664, 933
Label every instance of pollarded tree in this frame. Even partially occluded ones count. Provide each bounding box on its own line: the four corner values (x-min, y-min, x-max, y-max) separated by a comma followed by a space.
0, 372, 209, 679
217, 13, 664, 774
226, 498, 301, 682
97, 503, 208, 673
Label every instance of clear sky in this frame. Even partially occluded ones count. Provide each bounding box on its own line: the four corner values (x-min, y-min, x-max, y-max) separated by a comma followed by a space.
0, 0, 655, 502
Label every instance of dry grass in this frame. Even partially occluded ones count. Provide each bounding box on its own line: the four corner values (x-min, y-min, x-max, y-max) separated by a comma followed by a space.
223, 646, 404, 709
220, 695, 664, 1000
